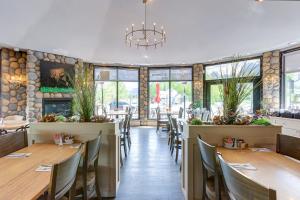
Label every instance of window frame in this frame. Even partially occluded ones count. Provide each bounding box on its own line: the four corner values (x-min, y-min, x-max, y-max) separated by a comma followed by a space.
94, 66, 140, 119
147, 66, 194, 119
281, 47, 300, 110
203, 57, 262, 114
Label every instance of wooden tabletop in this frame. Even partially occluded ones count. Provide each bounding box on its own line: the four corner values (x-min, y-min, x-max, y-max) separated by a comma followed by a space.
0, 121, 28, 130
218, 147, 300, 200
0, 144, 77, 200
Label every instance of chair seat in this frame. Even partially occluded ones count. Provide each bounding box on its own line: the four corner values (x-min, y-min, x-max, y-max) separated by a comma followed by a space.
76, 170, 96, 193
206, 176, 228, 200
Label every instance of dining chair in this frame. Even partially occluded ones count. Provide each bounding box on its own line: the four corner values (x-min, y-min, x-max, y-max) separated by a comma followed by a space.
103, 107, 107, 118
156, 107, 169, 132
277, 134, 300, 160
178, 107, 184, 119
197, 137, 226, 200
76, 133, 102, 200
217, 154, 276, 200
167, 114, 173, 147
120, 118, 127, 158
48, 146, 83, 200
202, 109, 211, 122
170, 117, 182, 163
0, 128, 28, 158
125, 113, 133, 149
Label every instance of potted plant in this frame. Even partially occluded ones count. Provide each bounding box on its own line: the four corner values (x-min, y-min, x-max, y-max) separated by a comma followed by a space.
214, 58, 262, 124
69, 61, 95, 122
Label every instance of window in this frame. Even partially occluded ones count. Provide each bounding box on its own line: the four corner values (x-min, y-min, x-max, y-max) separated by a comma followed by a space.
205, 59, 260, 80
282, 49, 300, 111
205, 58, 261, 116
94, 67, 139, 119
148, 67, 193, 119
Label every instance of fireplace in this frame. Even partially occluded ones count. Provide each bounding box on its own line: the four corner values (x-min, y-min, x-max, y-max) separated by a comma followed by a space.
42, 98, 73, 117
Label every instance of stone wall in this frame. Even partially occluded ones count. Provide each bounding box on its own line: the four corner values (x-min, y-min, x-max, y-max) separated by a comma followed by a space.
26, 50, 79, 122
262, 50, 280, 110
193, 64, 204, 105
139, 67, 148, 124
0, 48, 27, 117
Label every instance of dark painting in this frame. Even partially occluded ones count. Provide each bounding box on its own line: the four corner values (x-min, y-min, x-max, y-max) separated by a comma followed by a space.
40, 61, 74, 89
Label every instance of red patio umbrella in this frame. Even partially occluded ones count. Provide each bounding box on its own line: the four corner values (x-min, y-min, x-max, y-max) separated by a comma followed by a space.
155, 83, 161, 104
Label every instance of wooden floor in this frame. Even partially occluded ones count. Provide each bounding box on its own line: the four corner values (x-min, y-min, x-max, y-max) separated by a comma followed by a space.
111, 127, 184, 200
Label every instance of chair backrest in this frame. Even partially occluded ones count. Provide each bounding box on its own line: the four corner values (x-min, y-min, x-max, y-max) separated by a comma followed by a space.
178, 107, 184, 119
217, 154, 276, 200
0, 129, 28, 158
85, 133, 102, 167
171, 117, 179, 134
156, 107, 161, 121
119, 119, 124, 132
103, 107, 107, 117
197, 136, 217, 173
126, 106, 132, 114
167, 114, 173, 131
277, 134, 300, 160
127, 113, 133, 132
123, 114, 130, 132
201, 110, 210, 122
48, 147, 83, 200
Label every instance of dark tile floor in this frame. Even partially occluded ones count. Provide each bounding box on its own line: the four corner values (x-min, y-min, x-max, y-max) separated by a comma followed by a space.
111, 127, 184, 200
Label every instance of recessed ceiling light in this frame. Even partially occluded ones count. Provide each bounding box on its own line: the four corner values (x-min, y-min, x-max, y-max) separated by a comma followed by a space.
144, 55, 149, 59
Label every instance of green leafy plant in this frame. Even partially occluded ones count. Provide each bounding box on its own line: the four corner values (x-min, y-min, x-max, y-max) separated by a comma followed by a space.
251, 118, 271, 126
191, 118, 203, 125
69, 62, 95, 122
216, 58, 262, 124
55, 115, 66, 122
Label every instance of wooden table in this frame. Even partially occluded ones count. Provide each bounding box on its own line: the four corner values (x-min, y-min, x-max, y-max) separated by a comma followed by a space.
0, 144, 77, 200
218, 148, 300, 200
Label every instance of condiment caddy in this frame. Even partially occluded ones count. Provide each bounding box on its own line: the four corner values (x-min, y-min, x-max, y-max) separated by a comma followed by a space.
223, 137, 247, 149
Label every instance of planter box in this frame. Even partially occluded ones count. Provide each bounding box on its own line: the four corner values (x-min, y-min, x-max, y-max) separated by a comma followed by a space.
29, 122, 120, 198
181, 123, 282, 200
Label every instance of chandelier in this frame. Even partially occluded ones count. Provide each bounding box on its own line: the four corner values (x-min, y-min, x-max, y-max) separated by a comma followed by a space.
125, 0, 166, 49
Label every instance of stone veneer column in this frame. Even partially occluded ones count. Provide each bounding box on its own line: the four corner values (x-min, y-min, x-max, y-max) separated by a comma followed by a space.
139, 66, 148, 125
1, 48, 27, 117
26, 50, 78, 122
262, 50, 280, 110
193, 64, 204, 105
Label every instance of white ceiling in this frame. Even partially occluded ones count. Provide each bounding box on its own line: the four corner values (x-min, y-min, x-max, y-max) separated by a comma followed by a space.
0, 0, 300, 65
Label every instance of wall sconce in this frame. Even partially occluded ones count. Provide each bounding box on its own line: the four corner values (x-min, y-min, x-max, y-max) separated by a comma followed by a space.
8, 75, 26, 89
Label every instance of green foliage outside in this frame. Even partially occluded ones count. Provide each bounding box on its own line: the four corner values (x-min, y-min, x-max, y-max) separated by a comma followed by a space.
95, 82, 138, 106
